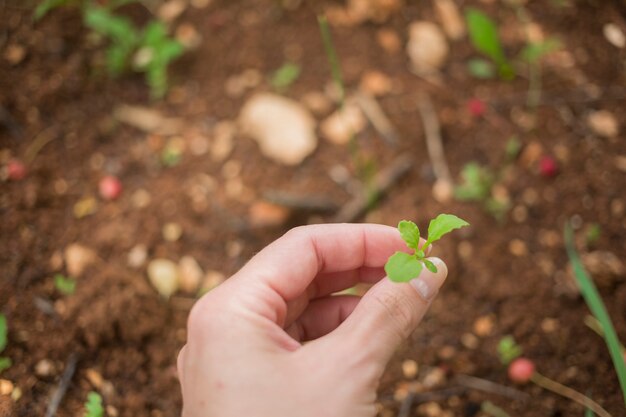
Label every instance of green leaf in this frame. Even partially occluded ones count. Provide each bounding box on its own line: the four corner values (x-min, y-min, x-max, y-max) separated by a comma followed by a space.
34, 0, 74, 21
565, 223, 626, 407
467, 58, 495, 79
0, 314, 7, 353
426, 214, 470, 246
318, 15, 345, 107
454, 162, 493, 202
423, 258, 438, 273
84, 391, 104, 417
0, 357, 12, 373
385, 252, 423, 282
271, 62, 301, 90
54, 274, 76, 295
519, 38, 561, 63
497, 335, 523, 365
466, 8, 507, 65
398, 220, 420, 250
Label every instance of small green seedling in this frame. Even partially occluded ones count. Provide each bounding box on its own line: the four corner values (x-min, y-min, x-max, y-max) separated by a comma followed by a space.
455, 162, 509, 220
54, 274, 77, 295
497, 335, 523, 365
385, 214, 469, 282
84, 391, 104, 417
0, 314, 12, 373
271, 62, 301, 90
465, 8, 514, 79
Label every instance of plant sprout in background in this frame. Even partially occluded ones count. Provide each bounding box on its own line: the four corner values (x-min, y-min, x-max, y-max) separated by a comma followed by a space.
83, 391, 104, 417
465, 8, 514, 80
0, 314, 12, 373
271, 62, 301, 91
54, 274, 77, 295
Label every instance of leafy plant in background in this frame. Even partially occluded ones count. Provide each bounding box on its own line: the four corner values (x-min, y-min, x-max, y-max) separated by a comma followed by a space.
271, 62, 301, 91
465, 8, 514, 80
454, 162, 509, 220
497, 335, 523, 365
385, 215, 469, 282
0, 314, 12, 373
84, 391, 104, 417
35, 0, 183, 98
54, 273, 77, 295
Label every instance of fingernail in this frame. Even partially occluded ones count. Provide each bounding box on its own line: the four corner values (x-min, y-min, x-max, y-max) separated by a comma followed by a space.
409, 257, 448, 300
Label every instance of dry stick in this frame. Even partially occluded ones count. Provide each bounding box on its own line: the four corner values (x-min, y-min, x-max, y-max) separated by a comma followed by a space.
584, 315, 626, 353
333, 155, 413, 223
531, 372, 612, 417
455, 374, 529, 401
45, 352, 79, 417
354, 92, 399, 146
416, 91, 452, 185
24, 127, 57, 164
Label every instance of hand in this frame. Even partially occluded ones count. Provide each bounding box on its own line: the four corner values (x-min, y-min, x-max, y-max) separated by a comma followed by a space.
177, 223, 448, 417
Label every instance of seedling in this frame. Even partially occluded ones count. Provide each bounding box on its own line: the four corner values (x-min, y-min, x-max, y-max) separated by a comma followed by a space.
54, 274, 77, 295
497, 335, 523, 365
465, 8, 514, 80
385, 215, 469, 282
84, 391, 104, 417
455, 162, 509, 220
0, 314, 12, 373
271, 62, 301, 91
585, 223, 602, 247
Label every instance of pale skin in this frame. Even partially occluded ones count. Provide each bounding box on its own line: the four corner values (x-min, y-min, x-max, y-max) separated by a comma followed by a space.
177, 223, 448, 417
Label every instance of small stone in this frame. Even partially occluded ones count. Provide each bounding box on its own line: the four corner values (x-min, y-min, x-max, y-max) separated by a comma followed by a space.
239, 93, 317, 165
226, 240, 243, 258
131, 189, 151, 209
541, 318, 558, 333
147, 259, 179, 298
320, 103, 366, 145
221, 160, 241, 179
582, 251, 624, 287
519, 141, 543, 168
603, 23, 625, 48
64, 243, 96, 277
457, 241, 473, 261
359, 70, 392, 97
162, 222, 183, 242
188, 134, 210, 156
85, 368, 104, 389
512, 205, 528, 223
376, 28, 401, 53
422, 367, 446, 388
0, 380, 13, 396
522, 188, 539, 206
508, 239, 528, 256
240, 69, 262, 89
10, 387, 21, 402
614, 156, 626, 173
402, 359, 418, 379
34, 359, 55, 377
406, 21, 449, 76
158, 0, 186, 22
473, 315, 494, 337
461, 333, 479, 349
249, 201, 290, 228
438, 345, 456, 360
587, 110, 619, 138
49, 251, 63, 271
201, 270, 225, 293
106, 405, 119, 417
538, 229, 560, 248
128, 244, 148, 268
418, 402, 442, 417
211, 121, 236, 162
434, 0, 465, 40
611, 199, 624, 217
3, 44, 26, 65
178, 256, 203, 293
73, 196, 98, 219
432, 179, 454, 203
301, 91, 332, 116
175, 23, 201, 49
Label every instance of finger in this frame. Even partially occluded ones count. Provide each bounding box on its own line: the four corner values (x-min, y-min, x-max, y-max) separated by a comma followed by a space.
285, 295, 360, 342
332, 257, 448, 366
177, 345, 187, 382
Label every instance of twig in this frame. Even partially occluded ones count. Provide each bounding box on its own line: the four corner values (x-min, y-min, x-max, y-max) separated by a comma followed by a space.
333, 155, 412, 223
397, 392, 415, 417
263, 191, 338, 212
584, 314, 626, 352
24, 127, 58, 164
416, 91, 452, 184
531, 372, 612, 417
455, 374, 529, 401
481, 401, 512, 417
354, 92, 399, 146
45, 352, 79, 417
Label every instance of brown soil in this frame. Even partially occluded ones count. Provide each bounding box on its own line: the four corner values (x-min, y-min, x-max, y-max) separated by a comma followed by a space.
1, 0, 625, 416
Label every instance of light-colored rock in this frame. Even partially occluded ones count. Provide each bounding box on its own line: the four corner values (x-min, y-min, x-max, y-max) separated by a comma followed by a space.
178, 256, 203, 293
582, 251, 624, 287
239, 93, 317, 165
604, 23, 625, 48
211, 120, 236, 162
587, 110, 619, 138
401, 359, 418, 379
406, 22, 449, 76
0, 379, 13, 396
162, 222, 183, 242
473, 315, 494, 337
3, 44, 26, 66
509, 238, 528, 256
34, 359, 55, 377
434, 0, 465, 40
158, 0, 186, 22
301, 91, 332, 115
127, 244, 148, 268
359, 70, 392, 96
86, 368, 104, 389
320, 103, 366, 145
147, 259, 179, 298
432, 179, 453, 203
248, 201, 290, 228
376, 28, 401, 53
113, 105, 182, 135
201, 270, 225, 293
64, 244, 96, 277
175, 23, 201, 49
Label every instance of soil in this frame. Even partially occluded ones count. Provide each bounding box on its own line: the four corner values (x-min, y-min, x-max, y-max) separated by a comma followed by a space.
1, 0, 626, 416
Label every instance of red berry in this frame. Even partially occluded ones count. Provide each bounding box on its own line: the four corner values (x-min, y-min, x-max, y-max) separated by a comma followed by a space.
6, 159, 27, 181
467, 98, 486, 117
508, 357, 535, 384
539, 156, 558, 178
99, 175, 123, 200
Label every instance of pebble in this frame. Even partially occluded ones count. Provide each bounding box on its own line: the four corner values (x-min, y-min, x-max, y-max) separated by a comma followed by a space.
519, 141, 543, 168
461, 332, 479, 349
438, 345, 456, 360
406, 21, 449, 76
418, 402, 442, 417
359, 70, 392, 97
162, 222, 183, 242
301, 91, 332, 115
86, 368, 104, 389
201, 270, 226, 293
434, 0, 465, 40
147, 259, 179, 298
320, 103, 366, 145
473, 315, 494, 337
522, 188, 539, 206
376, 28, 401, 53
432, 179, 454, 203
178, 256, 204, 293
211, 121, 236, 162
128, 244, 148, 268
34, 359, 55, 377
248, 201, 290, 228
226, 241, 243, 258
538, 229, 560, 248
508, 239, 528, 256
158, 0, 186, 22
188, 134, 210, 156
401, 359, 419, 379
614, 156, 626, 173
3, 44, 26, 65
64, 243, 96, 277
541, 318, 559, 333
239, 93, 317, 165
422, 367, 446, 388
611, 199, 624, 217
603, 23, 625, 48
587, 110, 619, 138
175, 23, 201, 49
221, 160, 241, 179
512, 205, 528, 223
131, 189, 152, 209
0, 380, 13, 396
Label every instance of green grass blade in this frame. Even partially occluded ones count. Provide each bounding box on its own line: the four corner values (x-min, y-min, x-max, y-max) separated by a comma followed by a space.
317, 15, 345, 107
564, 223, 626, 406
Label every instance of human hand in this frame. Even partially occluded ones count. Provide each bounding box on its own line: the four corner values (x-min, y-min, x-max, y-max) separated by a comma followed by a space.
177, 223, 448, 417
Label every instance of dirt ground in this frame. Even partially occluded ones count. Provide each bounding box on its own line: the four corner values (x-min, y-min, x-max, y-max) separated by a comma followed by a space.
1, 0, 626, 416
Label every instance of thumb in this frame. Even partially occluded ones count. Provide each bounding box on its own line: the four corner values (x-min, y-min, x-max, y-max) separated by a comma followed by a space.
334, 257, 448, 366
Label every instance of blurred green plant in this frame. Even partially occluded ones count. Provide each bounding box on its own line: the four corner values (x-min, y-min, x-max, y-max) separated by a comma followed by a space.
565, 223, 626, 407
455, 162, 509, 220
497, 335, 523, 365
84, 391, 104, 417
481, 401, 511, 417
35, 0, 183, 98
0, 314, 11, 373
271, 62, 301, 91
54, 273, 77, 295
465, 8, 514, 80
585, 223, 602, 247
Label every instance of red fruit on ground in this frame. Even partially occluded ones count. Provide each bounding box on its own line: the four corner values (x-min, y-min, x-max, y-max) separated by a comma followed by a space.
467, 98, 486, 117
508, 357, 535, 384
7, 159, 27, 181
539, 156, 558, 178
99, 175, 123, 200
